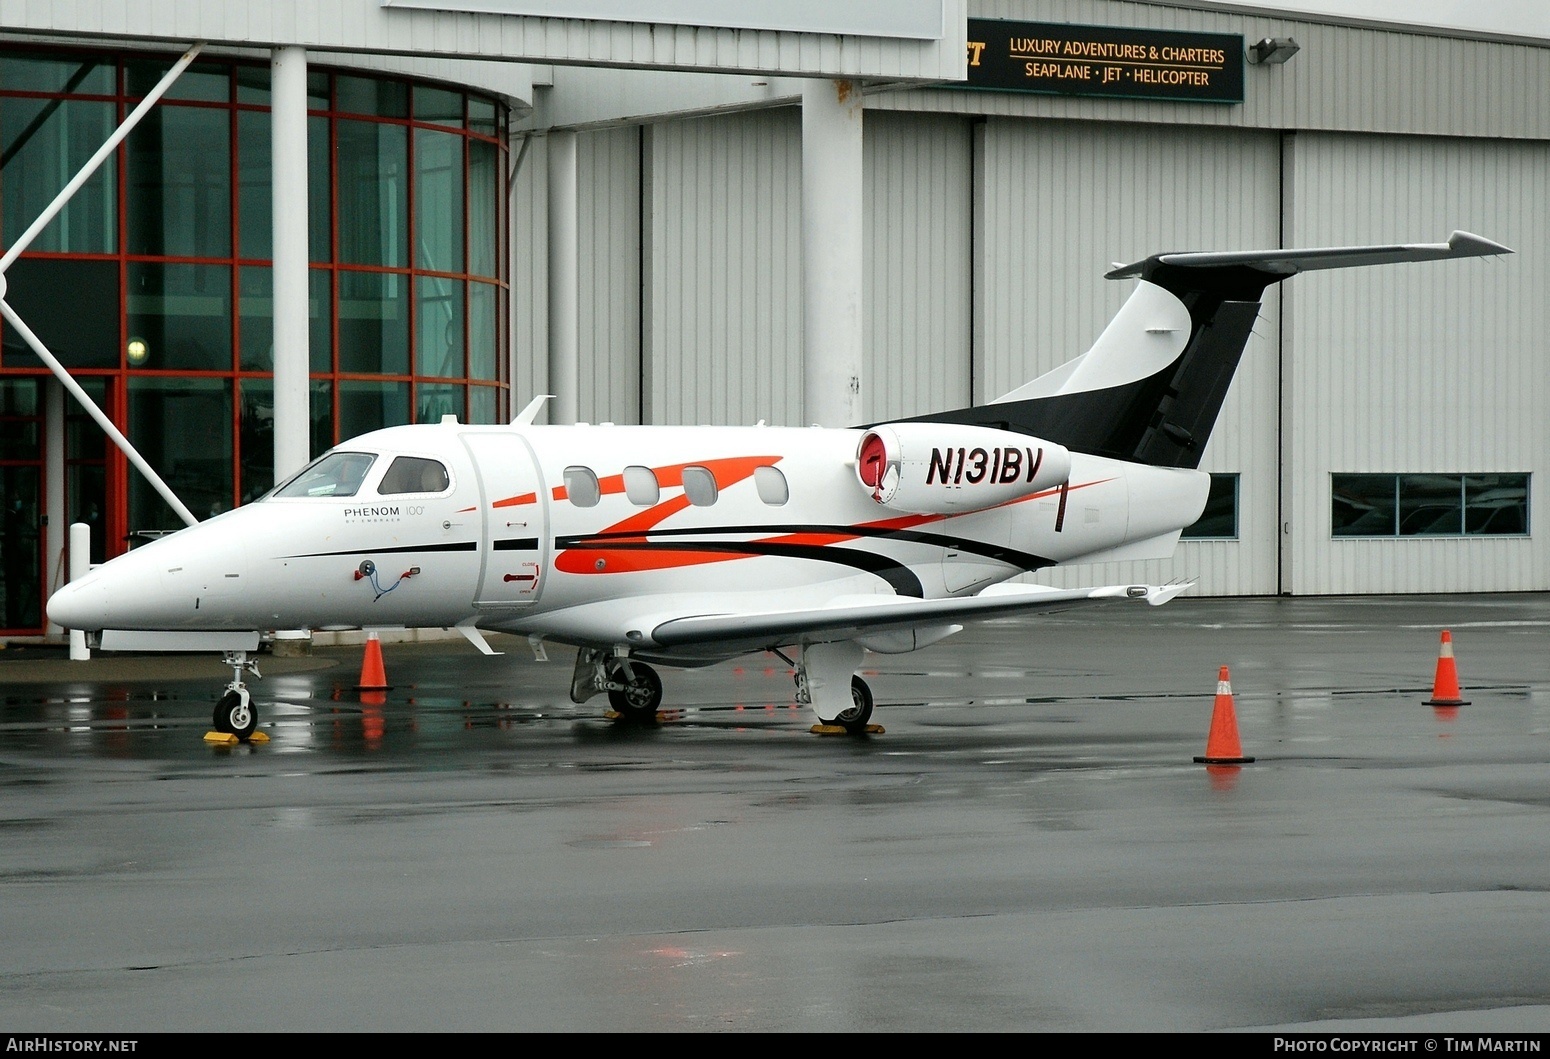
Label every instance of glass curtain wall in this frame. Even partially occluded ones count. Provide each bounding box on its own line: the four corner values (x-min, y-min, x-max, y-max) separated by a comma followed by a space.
0, 45, 510, 584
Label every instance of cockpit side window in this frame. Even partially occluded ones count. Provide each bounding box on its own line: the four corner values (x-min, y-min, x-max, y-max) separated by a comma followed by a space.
378, 456, 450, 495
273, 452, 377, 498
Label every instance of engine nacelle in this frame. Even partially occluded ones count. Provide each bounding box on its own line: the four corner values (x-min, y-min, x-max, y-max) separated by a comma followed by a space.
855, 423, 1071, 514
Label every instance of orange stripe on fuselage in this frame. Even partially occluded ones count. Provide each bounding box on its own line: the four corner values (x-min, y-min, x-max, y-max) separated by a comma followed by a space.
552, 476, 1115, 575
552, 456, 779, 573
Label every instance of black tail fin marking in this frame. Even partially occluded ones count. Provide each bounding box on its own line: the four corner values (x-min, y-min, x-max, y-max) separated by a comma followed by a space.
902, 232, 1510, 470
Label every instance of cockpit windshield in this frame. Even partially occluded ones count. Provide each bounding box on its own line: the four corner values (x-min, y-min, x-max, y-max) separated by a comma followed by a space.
272, 452, 377, 498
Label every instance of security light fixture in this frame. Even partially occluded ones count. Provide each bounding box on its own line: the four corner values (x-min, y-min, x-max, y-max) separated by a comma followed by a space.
1248, 37, 1300, 65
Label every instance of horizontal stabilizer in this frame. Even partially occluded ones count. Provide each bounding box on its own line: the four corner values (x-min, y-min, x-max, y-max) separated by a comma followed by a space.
1107, 230, 1512, 281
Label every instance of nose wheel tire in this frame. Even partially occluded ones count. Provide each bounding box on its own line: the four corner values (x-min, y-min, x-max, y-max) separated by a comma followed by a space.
607, 661, 663, 722
213, 688, 258, 740
832, 676, 875, 734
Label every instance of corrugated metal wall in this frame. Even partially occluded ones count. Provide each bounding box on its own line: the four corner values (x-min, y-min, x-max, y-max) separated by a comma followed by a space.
577, 126, 642, 424
976, 118, 1282, 595
509, 132, 549, 415
643, 109, 806, 427
1283, 132, 1550, 593
510, 127, 642, 425
862, 111, 974, 423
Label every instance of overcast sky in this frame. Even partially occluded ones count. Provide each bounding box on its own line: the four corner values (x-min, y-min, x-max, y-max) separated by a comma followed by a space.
1197, 1, 1550, 40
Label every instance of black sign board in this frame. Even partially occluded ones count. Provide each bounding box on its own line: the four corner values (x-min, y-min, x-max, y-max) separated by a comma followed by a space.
964, 19, 1243, 104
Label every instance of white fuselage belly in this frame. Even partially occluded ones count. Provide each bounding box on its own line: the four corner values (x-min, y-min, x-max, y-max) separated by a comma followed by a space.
46, 422, 1209, 650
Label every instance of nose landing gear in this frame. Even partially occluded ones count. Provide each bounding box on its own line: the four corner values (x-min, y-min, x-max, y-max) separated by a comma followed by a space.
207, 650, 266, 743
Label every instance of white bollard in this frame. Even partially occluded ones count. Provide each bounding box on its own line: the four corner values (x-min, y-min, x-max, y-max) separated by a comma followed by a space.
68, 521, 90, 660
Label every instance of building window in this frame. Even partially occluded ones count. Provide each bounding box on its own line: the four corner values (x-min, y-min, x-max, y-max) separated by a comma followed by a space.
1182, 473, 1238, 539
0, 44, 510, 558
1332, 474, 1530, 537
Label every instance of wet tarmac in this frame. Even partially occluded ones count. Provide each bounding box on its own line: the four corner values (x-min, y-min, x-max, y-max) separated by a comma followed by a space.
1, 593, 1548, 1033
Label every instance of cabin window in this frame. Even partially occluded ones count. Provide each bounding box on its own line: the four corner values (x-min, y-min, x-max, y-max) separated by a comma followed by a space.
623, 465, 660, 506
272, 451, 376, 498
681, 466, 718, 506
378, 456, 450, 495
754, 465, 789, 506
564, 466, 600, 507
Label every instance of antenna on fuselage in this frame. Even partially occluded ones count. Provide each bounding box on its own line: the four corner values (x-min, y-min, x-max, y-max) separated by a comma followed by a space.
513, 394, 556, 426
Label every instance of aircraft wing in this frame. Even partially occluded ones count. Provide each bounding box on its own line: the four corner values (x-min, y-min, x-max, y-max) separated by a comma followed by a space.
645, 581, 1191, 657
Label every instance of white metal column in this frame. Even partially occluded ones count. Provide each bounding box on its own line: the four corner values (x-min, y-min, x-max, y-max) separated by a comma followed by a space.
546, 130, 579, 425
801, 79, 864, 428
44, 379, 65, 634
271, 46, 311, 479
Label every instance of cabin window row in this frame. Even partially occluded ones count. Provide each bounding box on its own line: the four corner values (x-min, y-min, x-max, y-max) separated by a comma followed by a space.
564, 465, 789, 508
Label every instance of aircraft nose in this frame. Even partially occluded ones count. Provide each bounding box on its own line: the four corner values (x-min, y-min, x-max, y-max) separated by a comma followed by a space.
46, 576, 106, 631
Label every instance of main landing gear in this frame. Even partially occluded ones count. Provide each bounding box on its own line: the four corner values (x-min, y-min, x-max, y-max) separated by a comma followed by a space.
571, 648, 664, 723
570, 643, 880, 735
789, 641, 881, 735
209, 650, 265, 742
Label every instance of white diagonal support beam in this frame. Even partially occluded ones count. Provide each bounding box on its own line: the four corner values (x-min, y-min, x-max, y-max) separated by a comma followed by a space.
0, 43, 206, 529
0, 298, 198, 527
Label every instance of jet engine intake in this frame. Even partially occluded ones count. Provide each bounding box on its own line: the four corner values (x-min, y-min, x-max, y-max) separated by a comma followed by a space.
855, 423, 1071, 514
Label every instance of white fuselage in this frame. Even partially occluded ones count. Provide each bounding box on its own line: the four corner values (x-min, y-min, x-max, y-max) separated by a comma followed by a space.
46, 420, 1209, 659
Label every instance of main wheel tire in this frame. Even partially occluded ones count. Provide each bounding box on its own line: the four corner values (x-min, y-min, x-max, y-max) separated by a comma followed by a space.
833, 676, 875, 734
214, 689, 258, 740
607, 661, 663, 722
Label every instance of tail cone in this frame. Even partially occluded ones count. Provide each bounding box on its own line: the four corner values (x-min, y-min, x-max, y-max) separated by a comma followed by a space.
1194, 665, 1254, 765
1423, 630, 1470, 706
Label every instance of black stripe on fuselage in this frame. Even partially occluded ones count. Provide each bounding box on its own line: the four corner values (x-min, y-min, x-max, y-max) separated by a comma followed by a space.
283, 540, 479, 559
557, 536, 927, 597
557, 523, 1053, 570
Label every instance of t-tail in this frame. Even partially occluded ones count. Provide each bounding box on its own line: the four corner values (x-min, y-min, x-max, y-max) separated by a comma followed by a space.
902, 231, 1511, 468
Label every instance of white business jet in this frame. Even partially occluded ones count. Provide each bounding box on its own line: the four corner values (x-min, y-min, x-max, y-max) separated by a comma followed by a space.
46, 232, 1509, 739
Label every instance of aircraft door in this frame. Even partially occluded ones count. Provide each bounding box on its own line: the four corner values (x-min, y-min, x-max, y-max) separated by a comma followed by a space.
460, 432, 547, 606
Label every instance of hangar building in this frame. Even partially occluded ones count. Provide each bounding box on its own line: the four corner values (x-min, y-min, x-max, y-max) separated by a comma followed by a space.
0, 0, 1544, 637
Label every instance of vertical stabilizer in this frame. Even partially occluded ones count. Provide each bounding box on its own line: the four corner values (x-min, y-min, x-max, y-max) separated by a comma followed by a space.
901, 232, 1510, 469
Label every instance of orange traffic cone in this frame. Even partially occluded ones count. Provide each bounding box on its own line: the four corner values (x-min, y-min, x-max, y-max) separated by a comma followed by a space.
1422, 630, 1470, 706
356, 631, 391, 692
1194, 665, 1254, 764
